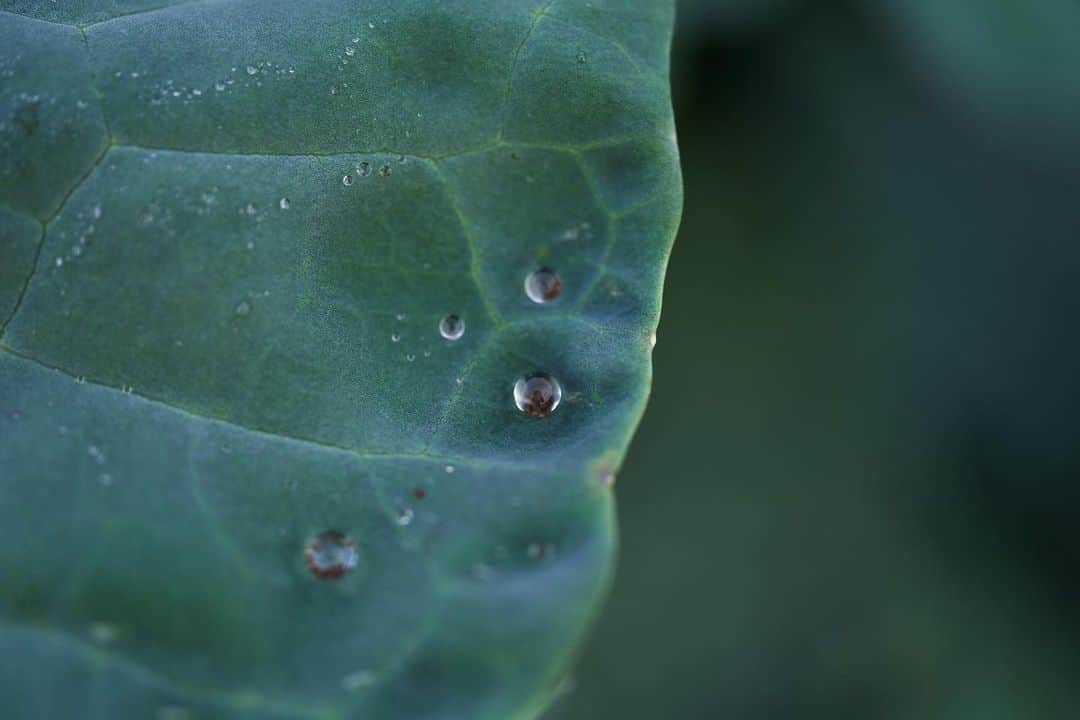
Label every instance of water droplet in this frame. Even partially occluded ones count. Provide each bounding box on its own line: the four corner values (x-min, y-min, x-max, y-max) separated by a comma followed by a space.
352, 37, 361, 44
356, 161, 371, 177
246, 65, 257, 75
438, 314, 465, 341
330, 84, 341, 96
87, 445, 106, 465
215, 81, 226, 91
514, 373, 562, 417
91, 205, 102, 219
368, 21, 375, 28
344, 46, 356, 57
406, 353, 416, 362
342, 174, 353, 186
379, 164, 392, 177
524, 268, 562, 303
397, 507, 414, 526
279, 197, 290, 210
577, 50, 588, 64
304, 530, 357, 580
444, 464, 455, 474
395, 312, 406, 321
391, 332, 401, 343
234, 300, 252, 316
54, 257, 63, 268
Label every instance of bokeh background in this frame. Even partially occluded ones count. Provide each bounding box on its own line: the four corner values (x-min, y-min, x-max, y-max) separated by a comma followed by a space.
558, 1, 1080, 717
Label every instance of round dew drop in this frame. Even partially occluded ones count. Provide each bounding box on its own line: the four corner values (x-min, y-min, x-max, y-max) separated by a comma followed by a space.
304, 530, 357, 580
525, 268, 562, 304
514, 373, 562, 417
439, 314, 465, 341
342, 174, 353, 186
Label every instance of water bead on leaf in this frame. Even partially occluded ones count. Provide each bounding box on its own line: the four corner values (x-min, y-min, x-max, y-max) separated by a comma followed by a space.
439, 314, 465, 340
514, 373, 562, 417
525, 268, 562, 304
304, 530, 358, 580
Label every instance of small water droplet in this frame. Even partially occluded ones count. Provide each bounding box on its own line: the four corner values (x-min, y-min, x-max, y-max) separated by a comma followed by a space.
215, 81, 226, 91
246, 65, 257, 75
577, 50, 588, 64
304, 530, 357, 580
344, 46, 356, 57
406, 353, 416, 362
279, 197, 290, 210
395, 312, 406, 321
438, 314, 465, 341
391, 333, 401, 343
342, 174, 353, 186
91, 205, 102, 220
379, 164, 392, 177
234, 300, 252, 316
352, 37, 360, 44
524, 268, 562, 303
54, 257, 64, 268
87, 445, 106, 465
514, 373, 562, 417
397, 507, 414, 526
330, 84, 340, 96
368, 21, 375, 28
357, 161, 371, 177
444, 464, 455, 474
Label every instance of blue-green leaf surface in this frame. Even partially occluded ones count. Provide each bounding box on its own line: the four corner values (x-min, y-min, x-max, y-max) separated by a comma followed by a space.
0, 1, 681, 718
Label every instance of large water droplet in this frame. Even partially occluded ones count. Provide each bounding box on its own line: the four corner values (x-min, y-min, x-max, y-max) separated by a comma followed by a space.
514, 373, 562, 417
439, 314, 465, 341
342, 174, 353, 186
305, 530, 357, 580
524, 268, 562, 304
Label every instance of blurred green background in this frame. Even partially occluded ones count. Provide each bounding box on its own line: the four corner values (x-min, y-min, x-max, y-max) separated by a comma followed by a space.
558, 1, 1080, 718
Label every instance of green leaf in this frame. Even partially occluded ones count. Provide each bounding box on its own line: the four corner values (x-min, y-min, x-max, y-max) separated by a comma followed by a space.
0, 2, 681, 719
